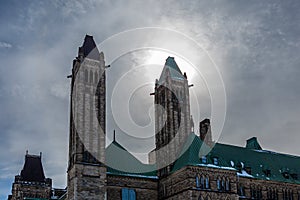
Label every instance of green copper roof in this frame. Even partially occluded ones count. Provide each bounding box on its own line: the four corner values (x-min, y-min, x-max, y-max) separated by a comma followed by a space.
106, 141, 157, 178
172, 134, 235, 172
171, 133, 300, 184
158, 57, 185, 84
105, 132, 300, 184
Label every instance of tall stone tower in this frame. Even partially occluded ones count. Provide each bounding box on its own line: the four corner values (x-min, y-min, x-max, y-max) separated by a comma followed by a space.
154, 57, 192, 176
67, 35, 106, 199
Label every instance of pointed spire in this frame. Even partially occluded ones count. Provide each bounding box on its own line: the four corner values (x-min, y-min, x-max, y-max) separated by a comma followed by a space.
113, 130, 116, 142
158, 56, 185, 84
78, 35, 100, 60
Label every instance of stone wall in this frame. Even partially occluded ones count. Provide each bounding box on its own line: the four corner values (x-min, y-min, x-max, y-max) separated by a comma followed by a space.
238, 176, 300, 199
107, 174, 158, 200
158, 166, 238, 200
10, 182, 51, 200
68, 164, 106, 200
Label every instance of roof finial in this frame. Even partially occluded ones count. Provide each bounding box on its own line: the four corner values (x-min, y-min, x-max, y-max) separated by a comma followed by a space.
113, 130, 116, 142
26, 150, 28, 155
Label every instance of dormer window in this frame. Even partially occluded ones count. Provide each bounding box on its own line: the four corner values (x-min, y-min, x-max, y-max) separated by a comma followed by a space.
202, 156, 207, 164
282, 172, 289, 179
263, 169, 271, 177
291, 173, 298, 180
213, 157, 218, 165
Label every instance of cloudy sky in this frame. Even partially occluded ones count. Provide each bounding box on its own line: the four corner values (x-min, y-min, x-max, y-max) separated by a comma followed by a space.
1, 0, 300, 198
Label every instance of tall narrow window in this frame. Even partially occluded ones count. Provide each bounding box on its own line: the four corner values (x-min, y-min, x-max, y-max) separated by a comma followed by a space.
205, 176, 210, 189
129, 189, 136, 200
221, 177, 225, 191
85, 70, 88, 82
238, 185, 245, 196
90, 70, 93, 84
196, 175, 200, 188
225, 178, 230, 191
217, 178, 221, 190
122, 188, 129, 200
94, 72, 98, 84
200, 175, 204, 189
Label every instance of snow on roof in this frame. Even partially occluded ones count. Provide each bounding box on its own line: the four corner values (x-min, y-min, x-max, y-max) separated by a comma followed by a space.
237, 170, 254, 178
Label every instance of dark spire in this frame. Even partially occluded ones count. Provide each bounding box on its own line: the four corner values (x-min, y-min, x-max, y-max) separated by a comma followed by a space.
20, 153, 46, 182
78, 35, 100, 60
113, 130, 116, 142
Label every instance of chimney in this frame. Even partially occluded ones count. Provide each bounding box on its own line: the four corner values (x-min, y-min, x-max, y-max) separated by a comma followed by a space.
199, 118, 213, 146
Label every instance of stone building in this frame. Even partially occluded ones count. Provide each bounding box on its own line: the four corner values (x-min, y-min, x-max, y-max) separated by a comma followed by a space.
65, 35, 300, 200
8, 35, 300, 200
8, 152, 52, 200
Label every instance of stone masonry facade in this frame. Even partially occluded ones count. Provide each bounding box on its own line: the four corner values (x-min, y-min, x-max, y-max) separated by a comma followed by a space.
65, 35, 300, 200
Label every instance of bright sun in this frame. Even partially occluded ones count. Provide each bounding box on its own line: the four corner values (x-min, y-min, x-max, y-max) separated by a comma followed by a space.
145, 50, 197, 80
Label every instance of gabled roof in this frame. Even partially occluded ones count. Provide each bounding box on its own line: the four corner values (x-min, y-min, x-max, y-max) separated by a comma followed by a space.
78, 35, 100, 60
20, 154, 46, 182
171, 133, 300, 184
158, 57, 185, 84
106, 140, 157, 179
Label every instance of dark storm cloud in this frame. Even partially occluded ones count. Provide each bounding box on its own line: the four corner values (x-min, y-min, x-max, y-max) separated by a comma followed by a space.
0, 0, 299, 198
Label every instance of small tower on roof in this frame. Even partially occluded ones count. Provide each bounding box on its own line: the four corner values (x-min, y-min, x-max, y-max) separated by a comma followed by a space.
9, 152, 52, 200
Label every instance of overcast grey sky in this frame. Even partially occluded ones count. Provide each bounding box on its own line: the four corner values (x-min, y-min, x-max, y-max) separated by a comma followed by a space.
0, 0, 300, 198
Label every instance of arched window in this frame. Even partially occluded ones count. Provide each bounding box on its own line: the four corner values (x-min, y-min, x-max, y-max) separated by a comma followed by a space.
198, 195, 204, 200
196, 174, 200, 188
196, 174, 208, 189
225, 178, 230, 191
221, 177, 225, 191
216, 177, 221, 190
205, 196, 211, 200
200, 175, 205, 189
238, 185, 245, 196
205, 176, 210, 189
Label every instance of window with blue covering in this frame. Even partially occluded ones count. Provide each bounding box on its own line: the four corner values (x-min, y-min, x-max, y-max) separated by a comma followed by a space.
122, 188, 136, 200
201, 156, 207, 164
216, 178, 221, 190
213, 157, 218, 165
196, 176, 200, 188
205, 176, 210, 189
